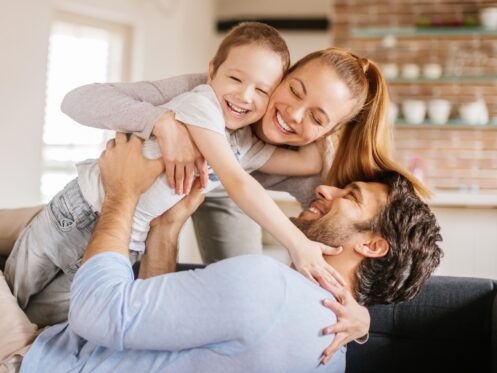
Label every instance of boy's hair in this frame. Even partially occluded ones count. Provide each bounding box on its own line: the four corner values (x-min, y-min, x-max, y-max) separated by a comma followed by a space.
211, 22, 290, 76
354, 172, 443, 306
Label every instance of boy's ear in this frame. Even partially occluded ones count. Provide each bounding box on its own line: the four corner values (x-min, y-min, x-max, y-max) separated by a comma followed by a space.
354, 237, 389, 259
207, 61, 214, 83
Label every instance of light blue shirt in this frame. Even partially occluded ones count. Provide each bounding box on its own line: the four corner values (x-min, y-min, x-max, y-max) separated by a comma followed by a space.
21, 253, 346, 372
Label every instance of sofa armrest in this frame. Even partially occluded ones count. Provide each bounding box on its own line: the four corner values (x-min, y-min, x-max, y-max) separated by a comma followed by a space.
346, 275, 497, 373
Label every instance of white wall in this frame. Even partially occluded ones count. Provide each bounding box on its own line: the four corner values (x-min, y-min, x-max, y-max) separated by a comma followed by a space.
0, 0, 216, 208
215, 0, 332, 63
0, 0, 50, 208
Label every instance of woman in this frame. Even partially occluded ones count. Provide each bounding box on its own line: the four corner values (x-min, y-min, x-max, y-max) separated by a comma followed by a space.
61, 47, 427, 263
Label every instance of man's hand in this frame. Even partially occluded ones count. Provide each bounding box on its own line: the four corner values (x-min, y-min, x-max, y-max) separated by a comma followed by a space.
153, 112, 208, 195
99, 133, 164, 200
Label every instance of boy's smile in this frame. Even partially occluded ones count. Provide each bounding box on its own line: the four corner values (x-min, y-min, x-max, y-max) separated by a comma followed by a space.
208, 44, 284, 131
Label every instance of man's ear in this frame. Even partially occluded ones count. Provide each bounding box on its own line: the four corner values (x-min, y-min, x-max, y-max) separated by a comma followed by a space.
207, 61, 214, 83
354, 236, 389, 258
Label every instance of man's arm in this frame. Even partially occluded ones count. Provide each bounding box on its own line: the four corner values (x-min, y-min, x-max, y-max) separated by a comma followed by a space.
138, 180, 205, 279
81, 134, 163, 263
70, 253, 284, 352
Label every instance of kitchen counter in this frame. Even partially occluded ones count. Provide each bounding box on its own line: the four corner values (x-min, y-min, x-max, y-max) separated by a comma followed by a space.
429, 192, 497, 208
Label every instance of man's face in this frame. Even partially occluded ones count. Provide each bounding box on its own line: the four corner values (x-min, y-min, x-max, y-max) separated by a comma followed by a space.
292, 182, 389, 248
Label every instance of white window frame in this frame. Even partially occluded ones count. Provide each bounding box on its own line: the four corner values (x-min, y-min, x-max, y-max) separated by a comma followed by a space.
41, 11, 132, 202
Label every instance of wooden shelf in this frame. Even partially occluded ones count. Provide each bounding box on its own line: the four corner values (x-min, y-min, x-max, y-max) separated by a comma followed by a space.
395, 119, 497, 129
387, 76, 497, 84
351, 26, 497, 38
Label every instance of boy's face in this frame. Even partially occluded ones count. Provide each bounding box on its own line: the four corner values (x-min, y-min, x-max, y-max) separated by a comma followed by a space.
208, 44, 284, 131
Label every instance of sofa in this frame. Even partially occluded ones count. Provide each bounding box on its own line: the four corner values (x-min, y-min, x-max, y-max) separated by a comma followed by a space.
1, 257, 496, 372
346, 275, 497, 373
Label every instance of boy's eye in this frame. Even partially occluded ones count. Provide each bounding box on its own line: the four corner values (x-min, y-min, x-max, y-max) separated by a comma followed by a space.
256, 88, 268, 95
230, 76, 241, 83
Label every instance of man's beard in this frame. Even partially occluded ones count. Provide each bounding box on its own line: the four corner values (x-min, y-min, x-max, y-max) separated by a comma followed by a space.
290, 214, 356, 249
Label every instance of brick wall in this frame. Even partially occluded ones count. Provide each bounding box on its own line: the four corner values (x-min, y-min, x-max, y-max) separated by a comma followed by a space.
330, 0, 497, 192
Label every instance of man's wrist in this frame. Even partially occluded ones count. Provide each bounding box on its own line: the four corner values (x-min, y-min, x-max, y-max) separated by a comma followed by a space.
139, 227, 179, 278
106, 188, 141, 206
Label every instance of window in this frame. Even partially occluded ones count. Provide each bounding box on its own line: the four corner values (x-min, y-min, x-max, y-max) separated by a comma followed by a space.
41, 12, 131, 202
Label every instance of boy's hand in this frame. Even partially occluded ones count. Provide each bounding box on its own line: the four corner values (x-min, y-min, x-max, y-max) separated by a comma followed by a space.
153, 112, 209, 195
289, 240, 346, 288
99, 133, 164, 199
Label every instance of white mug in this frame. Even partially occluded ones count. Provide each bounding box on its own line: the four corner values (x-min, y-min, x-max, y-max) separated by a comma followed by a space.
480, 7, 497, 29
423, 63, 443, 79
402, 100, 426, 125
401, 64, 420, 79
459, 99, 489, 125
382, 63, 399, 79
389, 102, 399, 124
428, 99, 451, 125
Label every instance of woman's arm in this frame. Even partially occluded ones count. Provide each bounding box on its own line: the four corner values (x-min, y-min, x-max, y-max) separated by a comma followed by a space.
258, 143, 322, 176
61, 73, 206, 139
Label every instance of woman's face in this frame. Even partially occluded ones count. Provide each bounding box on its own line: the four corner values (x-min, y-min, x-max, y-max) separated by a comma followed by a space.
255, 59, 358, 146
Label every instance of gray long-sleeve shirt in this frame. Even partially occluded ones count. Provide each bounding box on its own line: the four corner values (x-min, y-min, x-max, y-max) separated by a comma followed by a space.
61, 74, 321, 207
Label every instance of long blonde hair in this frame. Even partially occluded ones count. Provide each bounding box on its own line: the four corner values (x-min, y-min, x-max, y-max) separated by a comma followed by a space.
290, 48, 430, 198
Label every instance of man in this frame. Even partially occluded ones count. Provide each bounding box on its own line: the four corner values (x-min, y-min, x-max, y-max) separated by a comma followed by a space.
7, 134, 442, 372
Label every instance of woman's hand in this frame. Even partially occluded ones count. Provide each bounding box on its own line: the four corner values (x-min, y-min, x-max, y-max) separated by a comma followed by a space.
153, 112, 208, 195
319, 285, 370, 365
290, 240, 345, 288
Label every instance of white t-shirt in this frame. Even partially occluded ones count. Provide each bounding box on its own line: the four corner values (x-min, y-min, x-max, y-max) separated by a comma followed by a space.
76, 84, 276, 251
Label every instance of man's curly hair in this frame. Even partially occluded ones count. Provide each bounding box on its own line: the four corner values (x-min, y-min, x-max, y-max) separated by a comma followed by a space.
354, 172, 443, 306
